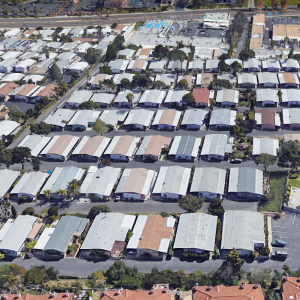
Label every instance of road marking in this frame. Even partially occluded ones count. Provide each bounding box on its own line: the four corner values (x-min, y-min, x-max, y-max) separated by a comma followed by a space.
293, 214, 296, 224
272, 226, 288, 228
272, 231, 287, 234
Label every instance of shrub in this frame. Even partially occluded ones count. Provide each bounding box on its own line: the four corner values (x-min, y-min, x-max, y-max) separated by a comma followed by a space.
22, 207, 35, 215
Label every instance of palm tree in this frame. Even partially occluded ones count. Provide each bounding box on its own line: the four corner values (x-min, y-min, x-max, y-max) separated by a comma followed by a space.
67, 179, 81, 199
43, 189, 52, 200
56, 189, 67, 198
126, 93, 134, 112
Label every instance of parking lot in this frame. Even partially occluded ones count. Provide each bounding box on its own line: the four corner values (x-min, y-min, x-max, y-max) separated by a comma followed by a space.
271, 213, 300, 267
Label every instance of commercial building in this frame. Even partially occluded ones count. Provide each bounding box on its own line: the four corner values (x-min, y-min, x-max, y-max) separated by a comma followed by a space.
190, 167, 226, 200
255, 109, 281, 130
0, 215, 37, 257
152, 166, 191, 199
44, 108, 75, 131
216, 89, 239, 107
203, 12, 230, 29
169, 136, 201, 161
135, 135, 172, 161
10, 171, 49, 201
65, 90, 93, 108
71, 136, 111, 162
200, 134, 234, 161
123, 109, 155, 130
151, 109, 181, 131
80, 213, 135, 259
209, 109, 236, 130
281, 89, 300, 106
0, 120, 19, 140
228, 167, 263, 200
0, 169, 20, 199
103, 135, 140, 161
99, 109, 128, 128
282, 108, 300, 129
17, 135, 51, 157
115, 168, 156, 200
66, 110, 101, 131
252, 137, 279, 157
174, 213, 217, 254
43, 215, 88, 259
139, 90, 166, 107
127, 214, 175, 259
221, 210, 264, 257
80, 167, 121, 200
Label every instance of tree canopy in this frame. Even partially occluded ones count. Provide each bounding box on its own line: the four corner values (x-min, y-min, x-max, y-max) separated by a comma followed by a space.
30, 122, 53, 135
49, 62, 63, 83
169, 49, 187, 61
177, 79, 189, 89
106, 43, 118, 61
182, 92, 195, 104
179, 194, 204, 213
99, 66, 112, 75
88, 205, 111, 220
278, 140, 300, 168
79, 100, 100, 110
255, 153, 277, 170
131, 74, 152, 89
207, 197, 225, 218
152, 44, 169, 60
84, 48, 98, 64
93, 119, 108, 135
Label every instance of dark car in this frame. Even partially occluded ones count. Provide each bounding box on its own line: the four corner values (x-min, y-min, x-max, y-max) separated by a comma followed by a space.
230, 158, 242, 164
271, 251, 288, 260
271, 240, 286, 247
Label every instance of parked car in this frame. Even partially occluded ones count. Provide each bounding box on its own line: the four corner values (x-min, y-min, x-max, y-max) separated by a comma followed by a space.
271, 251, 288, 260
271, 240, 286, 247
115, 195, 120, 202
230, 158, 242, 164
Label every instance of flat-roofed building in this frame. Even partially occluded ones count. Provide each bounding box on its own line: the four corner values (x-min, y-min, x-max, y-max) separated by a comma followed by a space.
252, 25, 264, 38
188, 59, 205, 72
0, 169, 20, 199
196, 73, 213, 89
135, 135, 172, 161
200, 134, 234, 161
151, 109, 181, 131
262, 59, 281, 72
216, 90, 239, 107
41, 166, 85, 200
228, 167, 263, 200
65, 90, 93, 108
108, 59, 130, 74
237, 73, 257, 88
10, 84, 39, 101
253, 14, 265, 26
205, 59, 220, 73
273, 24, 286, 41
282, 108, 300, 129
281, 58, 300, 72
257, 72, 279, 88
181, 109, 208, 130
190, 167, 226, 200
10, 171, 49, 201
139, 90, 166, 107
192, 88, 210, 107
252, 137, 279, 157
0, 120, 19, 140
278, 73, 300, 88
44, 108, 75, 131
169, 136, 201, 161
80, 166, 121, 200
103, 135, 140, 161
115, 168, 155, 200
250, 38, 262, 50
243, 58, 261, 72
40, 135, 79, 161
71, 136, 110, 162
17, 135, 51, 157
255, 109, 281, 130
281, 89, 300, 106
155, 74, 176, 87
152, 166, 191, 199
256, 89, 279, 107
99, 109, 127, 128
66, 110, 100, 131
43, 215, 88, 259
127, 59, 148, 73
164, 89, 189, 107
127, 214, 175, 259
33, 227, 55, 257
123, 109, 155, 131
209, 109, 236, 130
80, 213, 135, 259
174, 213, 217, 254
90, 93, 115, 107
221, 210, 264, 257
203, 12, 230, 29
114, 90, 141, 107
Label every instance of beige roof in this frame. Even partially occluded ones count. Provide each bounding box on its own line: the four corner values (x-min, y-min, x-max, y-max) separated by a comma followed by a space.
252, 25, 264, 36
286, 25, 300, 38
273, 24, 286, 37
37, 83, 57, 97
123, 168, 150, 193
0, 82, 18, 96
143, 135, 172, 156
283, 73, 297, 83
27, 222, 42, 239
92, 73, 108, 84
112, 135, 136, 155
213, 48, 219, 58
114, 24, 126, 31
133, 59, 146, 69
137, 215, 173, 251
158, 109, 177, 125
79, 136, 106, 156
253, 14, 266, 24
183, 74, 192, 87
140, 48, 151, 57
283, 133, 300, 142
48, 135, 75, 155
201, 73, 213, 86
250, 38, 262, 49
25, 29, 36, 35
17, 84, 37, 96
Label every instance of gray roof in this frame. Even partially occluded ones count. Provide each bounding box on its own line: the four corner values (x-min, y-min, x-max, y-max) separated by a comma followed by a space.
282, 108, 300, 125
281, 89, 300, 103
80, 212, 135, 251
149, 60, 167, 70
189, 59, 205, 70
108, 59, 129, 71
67, 90, 93, 105
57, 52, 76, 61
152, 166, 191, 196
280, 58, 300, 69
206, 59, 220, 70
0, 58, 18, 69
164, 89, 189, 104
262, 59, 280, 69
169, 136, 201, 158
37, 58, 54, 69
0, 120, 19, 136
167, 60, 188, 70
155, 74, 176, 86
174, 213, 217, 252
91, 93, 115, 105
44, 108, 75, 128
237, 73, 257, 85
70, 27, 83, 35
44, 215, 88, 253
221, 210, 264, 250
201, 134, 233, 156
139, 89, 166, 105
67, 110, 100, 128
190, 167, 226, 195
210, 109, 236, 126
99, 109, 127, 127
217, 73, 237, 84
182, 109, 207, 126
256, 89, 279, 103
257, 72, 279, 84
252, 137, 279, 156
228, 167, 263, 195
0, 169, 20, 198
243, 58, 260, 69
114, 90, 140, 104
216, 90, 239, 104
0, 215, 37, 252
117, 48, 135, 58
80, 167, 121, 197
113, 73, 133, 85
123, 109, 154, 127
10, 171, 49, 197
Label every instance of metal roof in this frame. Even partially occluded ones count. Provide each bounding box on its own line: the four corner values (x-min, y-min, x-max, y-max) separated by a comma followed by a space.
164, 89, 189, 104
114, 90, 141, 104
217, 73, 237, 84
190, 167, 226, 195
167, 60, 188, 70
44, 108, 75, 128
124, 109, 154, 127
113, 73, 133, 85
10, 171, 49, 197
216, 90, 239, 104
70, 27, 83, 35
155, 74, 176, 86
91, 93, 115, 105
33, 227, 55, 251
252, 137, 279, 156
139, 89, 166, 105
44, 215, 88, 253
262, 59, 281, 69
174, 213, 217, 252
221, 210, 264, 251
0, 169, 20, 198
210, 109, 236, 126
206, 59, 220, 70
257, 72, 279, 84
104, 136, 140, 157
225, 59, 242, 65
117, 48, 135, 58
237, 73, 257, 85
282, 108, 300, 125
228, 167, 263, 195
256, 89, 279, 103
201, 134, 233, 156
0, 215, 37, 252
182, 109, 207, 126
67, 90, 93, 105
80, 212, 135, 251
243, 58, 260, 69
281, 89, 300, 103
152, 166, 191, 196
67, 110, 100, 128
152, 109, 181, 127
0, 120, 19, 136
80, 166, 121, 197
169, 136, 201, 158
57, 52, 76, 61
278, 73, 300, 85
0, 58, 18, 69
108, 59, 129, 71
280, 58, 300, 69
99, 109, 127, 127
149, 60, 167, 70
189, 59, 204, 70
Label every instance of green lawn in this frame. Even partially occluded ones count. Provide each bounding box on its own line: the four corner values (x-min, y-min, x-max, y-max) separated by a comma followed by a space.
261, 171, 288, 212
262, 0, 299, 6
288, 174, 300, 188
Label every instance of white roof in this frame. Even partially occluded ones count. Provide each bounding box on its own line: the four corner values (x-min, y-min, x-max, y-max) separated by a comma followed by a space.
75, 42, 92, 52
206, 59, 220, 70
123, 109, 154, 127
1, 51, 23, 60
99, 110, 127, 127
0, 169, 20, 198
4, 28, 20, 37
0, 120, 19, 136
44, 108, 75, 128
18, 135, 51, 157
181, 109, 207, 126
108, 59, 130, 72
281, 89, 300, 103
67, 110, 100, 128
252, 137, 279, 156
262, 59, 280, 69
68, 61, 89, 71
210, 109, 236, 126
33, 228, 55, 251
237, 73, 258, 85
164, 89, 189, 104
256, 89, 279, 103
280, 58, 300, 69
67, 90, 93, 105
1, 73, 24, 82
114, 90, 141, 104
138, 89, 166, 105
40, 29, 55, 37
113, 73, 133, 85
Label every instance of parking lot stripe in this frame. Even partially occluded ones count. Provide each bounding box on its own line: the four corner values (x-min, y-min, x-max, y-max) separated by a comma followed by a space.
293, 214, 296, 224
272, 231, 287, 233
272, 226, 288, 228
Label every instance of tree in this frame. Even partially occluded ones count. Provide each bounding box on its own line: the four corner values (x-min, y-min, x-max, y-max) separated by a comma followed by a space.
48, 206, 59, 217
256, 0, 264, 11
93, 119, 108, 135
152, 81, 166, 89
239, 49, 255, 60
79, 101, 100, 110
271, 40, 277, 48
218, 60, 230, 73
3, 273, 18, 291
169, 49, 187, 61
208, 198, 225, 218
25, 241, 36, 252
88, 205, 111, 220
230, 61, 243, 74
126, 93, 134, 111
23, 7, 29, 15
56, 189, 67, 197
288, 47, 294, 59
255, 153, 277, 170
84, 48, 98, 65
182, 92, 195, 104
13, 147, 31, 170
120, 78, 131, 89
102, 79, 116, 90
60, 35, 72, 43
99, 66, 112, 75
31, 157, 40, 171
281, 0, 288, 10
0, 149, 13, 168
177, 79, 189, 89
131, 74, 152, 89
22, 207, 35, 216
111, 23, 118, 29
230, 125, 244, 137
67, 179, 81, 198
43, 189, 52, 200
113, 35, 125, 48
49, 62, 63, 83
30, 122, 53, 135
11, 205, 17, 218
152, 44, 169, 60
179, 194, 204, 213
278, 140, 300, 168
